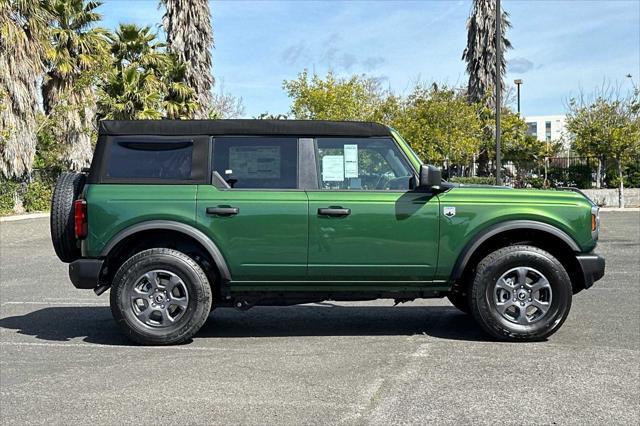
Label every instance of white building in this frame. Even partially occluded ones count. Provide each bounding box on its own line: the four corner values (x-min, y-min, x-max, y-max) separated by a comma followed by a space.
523, 114, 569, 149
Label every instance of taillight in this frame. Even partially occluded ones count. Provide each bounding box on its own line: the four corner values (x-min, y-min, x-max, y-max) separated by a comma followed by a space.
74, 199, 87, 239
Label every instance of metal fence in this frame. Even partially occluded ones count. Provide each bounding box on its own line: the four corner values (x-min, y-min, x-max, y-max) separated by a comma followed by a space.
444, 156, 640, 189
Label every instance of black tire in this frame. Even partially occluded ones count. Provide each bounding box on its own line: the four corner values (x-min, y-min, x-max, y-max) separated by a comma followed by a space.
469, 245, 572, 341
50, 172, 86, 263
110, 248, 212, 345
447, 291, 470, 314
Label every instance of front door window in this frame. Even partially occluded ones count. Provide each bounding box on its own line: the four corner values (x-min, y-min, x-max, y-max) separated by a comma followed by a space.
316, 138, 414, 191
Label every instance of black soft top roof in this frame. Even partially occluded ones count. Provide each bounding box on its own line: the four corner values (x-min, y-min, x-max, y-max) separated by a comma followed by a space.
98, 119, 391, 137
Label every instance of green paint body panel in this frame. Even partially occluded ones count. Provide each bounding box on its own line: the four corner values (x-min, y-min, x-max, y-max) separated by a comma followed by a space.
82, 129, 597, 294
434, 187, 595, 280
196, 186, 309, 282
83, 184, 198, 258
306, 190, 439, 281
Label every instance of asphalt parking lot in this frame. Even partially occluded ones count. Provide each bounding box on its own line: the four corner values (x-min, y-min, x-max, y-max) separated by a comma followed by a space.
1, 212, 638, 425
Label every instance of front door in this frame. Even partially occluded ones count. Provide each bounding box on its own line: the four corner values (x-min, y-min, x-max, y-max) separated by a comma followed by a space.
307, 137, 440, 282
197, 136, 308, 284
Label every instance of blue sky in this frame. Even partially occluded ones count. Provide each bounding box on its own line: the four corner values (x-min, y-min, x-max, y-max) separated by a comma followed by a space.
101, 0, 639, 118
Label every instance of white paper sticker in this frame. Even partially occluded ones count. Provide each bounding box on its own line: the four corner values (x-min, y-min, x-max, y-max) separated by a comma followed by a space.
344, 144, 358, 178
229, 146, 281, 179
322, 155, 344, 182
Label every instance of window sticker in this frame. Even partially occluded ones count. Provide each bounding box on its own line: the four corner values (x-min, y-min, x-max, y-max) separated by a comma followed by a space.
322, 155, 345, 181
229, 146, 281, 179
344, 144, 358, 178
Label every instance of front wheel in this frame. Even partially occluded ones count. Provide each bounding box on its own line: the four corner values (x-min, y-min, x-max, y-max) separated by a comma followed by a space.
469, 245, 572, 341
110, 248, 212, 345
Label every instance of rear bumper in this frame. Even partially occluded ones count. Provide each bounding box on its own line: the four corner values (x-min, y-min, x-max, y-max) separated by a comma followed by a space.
576, 253, 605, 289
69, 259, 104, 289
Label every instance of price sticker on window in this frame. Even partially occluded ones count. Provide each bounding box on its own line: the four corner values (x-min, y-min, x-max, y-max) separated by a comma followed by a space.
322, 155, 345, 181
344, 144, 358, 178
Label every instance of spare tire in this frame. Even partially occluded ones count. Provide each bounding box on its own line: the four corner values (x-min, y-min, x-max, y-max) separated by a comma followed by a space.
50, 172, 86, 263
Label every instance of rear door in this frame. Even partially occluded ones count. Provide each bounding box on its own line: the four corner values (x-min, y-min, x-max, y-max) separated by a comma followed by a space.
196, 136, 308, 284
306, 137, 440, 283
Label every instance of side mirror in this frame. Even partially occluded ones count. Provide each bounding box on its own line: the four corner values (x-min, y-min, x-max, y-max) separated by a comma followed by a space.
418, 164, 442, 190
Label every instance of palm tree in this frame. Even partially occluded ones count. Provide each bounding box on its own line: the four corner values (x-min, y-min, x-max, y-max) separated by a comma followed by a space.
97, 24, 196, 120
0, 0, 50, 178
462, 0, 511, 176
161, 0, 214, 118
163, 55, 198, 119
109, 24, 169, 71
462, 0, 511, 108
43, 0, 109, 170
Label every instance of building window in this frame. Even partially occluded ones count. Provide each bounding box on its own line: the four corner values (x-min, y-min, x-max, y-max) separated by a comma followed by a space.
545, 121, 552, 141
526, 122, 537, 137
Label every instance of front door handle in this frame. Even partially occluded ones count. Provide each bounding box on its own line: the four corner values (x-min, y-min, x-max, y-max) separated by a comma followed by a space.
206, 207, 239, 216
318, 207, 351, 217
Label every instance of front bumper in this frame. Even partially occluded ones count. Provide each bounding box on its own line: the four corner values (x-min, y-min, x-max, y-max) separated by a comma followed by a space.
69, 258, 104, 289
576, 253, 605, 289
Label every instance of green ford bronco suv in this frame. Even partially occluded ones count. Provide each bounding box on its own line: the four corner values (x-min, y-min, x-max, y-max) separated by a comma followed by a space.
50, 120, 604, 345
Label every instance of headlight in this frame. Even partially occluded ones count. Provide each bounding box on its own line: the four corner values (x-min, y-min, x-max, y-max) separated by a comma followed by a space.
591, 206, 600, 240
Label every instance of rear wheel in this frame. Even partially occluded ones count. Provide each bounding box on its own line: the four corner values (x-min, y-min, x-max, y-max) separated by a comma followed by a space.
469, 245, 572, 341
50, 172, 86, 262
110, 248, 212, 345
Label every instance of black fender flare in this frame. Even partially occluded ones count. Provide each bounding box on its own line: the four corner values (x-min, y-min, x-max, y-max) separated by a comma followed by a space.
450, 220, 581, 282
100, 220, 231, 283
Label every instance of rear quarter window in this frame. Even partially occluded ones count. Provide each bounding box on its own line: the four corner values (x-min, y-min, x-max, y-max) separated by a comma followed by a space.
101, 136, 209, 183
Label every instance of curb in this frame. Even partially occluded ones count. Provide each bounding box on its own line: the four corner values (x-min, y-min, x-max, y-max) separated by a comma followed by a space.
599, 207, 640, 212
0, 212, 50, 222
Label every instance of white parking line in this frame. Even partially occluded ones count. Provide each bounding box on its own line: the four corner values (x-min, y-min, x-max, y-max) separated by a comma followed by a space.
1, 301, 106, 306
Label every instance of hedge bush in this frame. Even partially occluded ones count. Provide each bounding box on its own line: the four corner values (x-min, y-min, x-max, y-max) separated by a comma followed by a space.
449, 176, 496, 185
1, 180, 19, 215
23, 180, 52, 212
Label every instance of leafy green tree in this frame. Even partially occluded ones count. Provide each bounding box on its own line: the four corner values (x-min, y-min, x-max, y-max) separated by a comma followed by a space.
254, 112, 288, 120
471, 94, 533, 177
0, 0, 51, 178
43, 0, 109, 170
391, 85, 481, 171
97, 24, 196, 120
283, 70, 384, 121
162, 0, 214, 118
566, 90, 640, 207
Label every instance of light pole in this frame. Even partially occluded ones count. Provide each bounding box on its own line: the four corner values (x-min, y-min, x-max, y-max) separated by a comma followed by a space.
495, 0, 502, 186
514, 79, 523, 115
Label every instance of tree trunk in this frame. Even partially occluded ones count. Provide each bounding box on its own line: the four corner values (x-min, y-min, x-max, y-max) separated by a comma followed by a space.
596, 157, 602, 189
477, 150, 490, 176
618, 159, 624, 208
544, 157, 548, 188
42, 81, 96, 171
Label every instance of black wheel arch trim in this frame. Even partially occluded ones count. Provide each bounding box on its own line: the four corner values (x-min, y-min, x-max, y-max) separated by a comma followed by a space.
451, 220, 581, 282
100, 220, 232, 285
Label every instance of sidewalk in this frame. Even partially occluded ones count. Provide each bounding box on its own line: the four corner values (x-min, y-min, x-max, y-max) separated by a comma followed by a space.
0, 212, 50, 222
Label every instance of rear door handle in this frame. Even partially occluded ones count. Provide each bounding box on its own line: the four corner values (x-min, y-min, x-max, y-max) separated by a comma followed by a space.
318, 207, 351, 217
206, 207, 239, 216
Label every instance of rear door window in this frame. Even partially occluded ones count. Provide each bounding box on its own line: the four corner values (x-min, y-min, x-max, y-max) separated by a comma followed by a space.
212, 137, 298, 189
